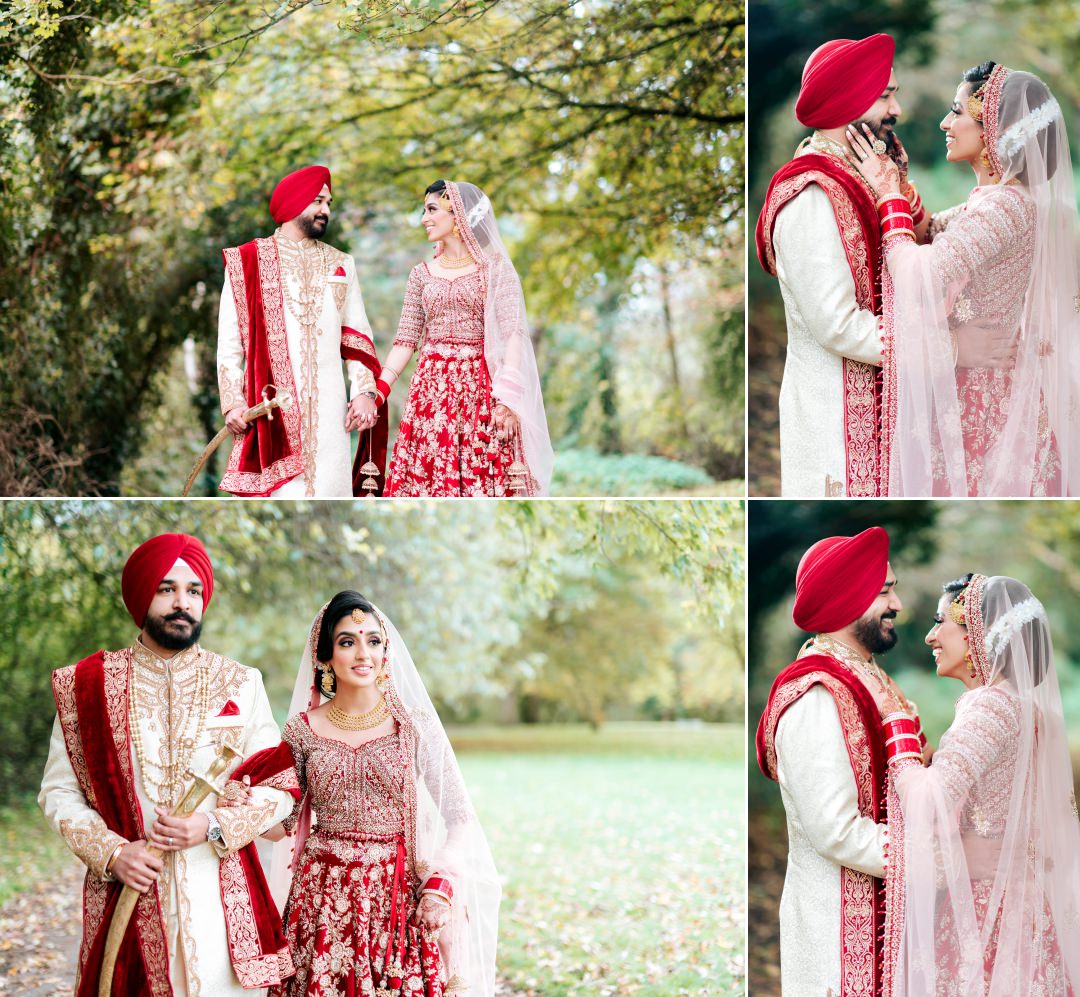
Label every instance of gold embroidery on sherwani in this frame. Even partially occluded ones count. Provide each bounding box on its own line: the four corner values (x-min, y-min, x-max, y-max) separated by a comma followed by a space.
275, 232, 335, 496
218, 364, 246, 416
59, 816, 127, 880
176, 848, 202, 997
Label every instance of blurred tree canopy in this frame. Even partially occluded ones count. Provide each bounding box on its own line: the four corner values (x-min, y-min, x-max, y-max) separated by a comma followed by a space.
0, 498, 744, 803
0, 0, 742, 495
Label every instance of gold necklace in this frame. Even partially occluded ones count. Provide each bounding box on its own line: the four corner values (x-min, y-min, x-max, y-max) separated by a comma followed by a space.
328, 698, 391, 731
815, 634, 913, 714
437, 253, 474, 270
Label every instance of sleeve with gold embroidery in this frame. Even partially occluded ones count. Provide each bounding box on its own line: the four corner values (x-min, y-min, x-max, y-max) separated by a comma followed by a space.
392, 265, 426, 350
894, 687, 1021, 811
888, 186, 1036, 289
341, 255, 378, 399
38, 715, 128, 880
209, 669, 294, 856
278, 716, 307, 836
217, 268, 247, 416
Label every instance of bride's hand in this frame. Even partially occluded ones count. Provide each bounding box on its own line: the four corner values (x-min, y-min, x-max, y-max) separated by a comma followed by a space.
414, 894, 450, 937
492, 402, 520, 441
217, 776, 252, 808
954, 322, 1018, 369
845, 123, 902, 198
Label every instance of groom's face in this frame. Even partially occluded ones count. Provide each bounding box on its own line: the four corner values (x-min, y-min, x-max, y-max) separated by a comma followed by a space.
851, 563, 902, 655
853, 70, 902, 152
295, 185, 332, 239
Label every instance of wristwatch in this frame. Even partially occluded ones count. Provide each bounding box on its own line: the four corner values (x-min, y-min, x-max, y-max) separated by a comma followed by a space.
206, 811, 223, 844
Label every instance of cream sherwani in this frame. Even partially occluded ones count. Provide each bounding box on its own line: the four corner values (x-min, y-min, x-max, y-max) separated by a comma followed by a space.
775, 685, 887, 996
217, 232, 377, 497
774, 153, 884, 498
40, 641, 293, 997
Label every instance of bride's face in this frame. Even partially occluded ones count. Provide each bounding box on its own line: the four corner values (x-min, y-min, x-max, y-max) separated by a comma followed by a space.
926, 593, 973, 683
326, 613, 387, 691
940, 83, 985, 166
422, 191, 456, 243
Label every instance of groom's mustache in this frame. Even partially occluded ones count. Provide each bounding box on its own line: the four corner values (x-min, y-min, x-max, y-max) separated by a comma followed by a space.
880, 611, 898, 621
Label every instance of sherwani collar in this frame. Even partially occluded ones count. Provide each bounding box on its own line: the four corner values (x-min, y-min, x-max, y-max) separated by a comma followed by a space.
130, 637, 203, 678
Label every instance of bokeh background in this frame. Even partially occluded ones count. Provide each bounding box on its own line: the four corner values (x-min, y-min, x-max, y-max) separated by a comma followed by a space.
0, 498, 746, 996
747, 0, 1080, 494
747, 500, 1080, 995
0, 1, 744, 499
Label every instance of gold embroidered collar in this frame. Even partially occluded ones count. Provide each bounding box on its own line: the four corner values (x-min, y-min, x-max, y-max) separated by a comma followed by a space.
130, 638, 203, 677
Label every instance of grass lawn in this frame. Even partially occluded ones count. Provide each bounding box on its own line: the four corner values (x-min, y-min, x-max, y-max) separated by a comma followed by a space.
0, 723, 746, 996
0, 797, 72, 908
456, 724, 746, 997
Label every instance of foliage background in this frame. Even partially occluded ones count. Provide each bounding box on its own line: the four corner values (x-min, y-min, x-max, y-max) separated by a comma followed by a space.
746, 500, 1080, 995
746, 0, 1080, 494
0, 0, 744, 498
0, 497, 744, 803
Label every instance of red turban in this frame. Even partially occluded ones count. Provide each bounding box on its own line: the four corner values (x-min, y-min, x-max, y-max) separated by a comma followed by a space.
121, 534, 215, 628
795, 34, 895, 130
269, 165, 331, 224
792, 526, 889, 633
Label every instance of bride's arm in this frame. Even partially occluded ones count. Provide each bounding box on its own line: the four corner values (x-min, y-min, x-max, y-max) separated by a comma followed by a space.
888, 688, 1022, 811
377, 266, 425, 405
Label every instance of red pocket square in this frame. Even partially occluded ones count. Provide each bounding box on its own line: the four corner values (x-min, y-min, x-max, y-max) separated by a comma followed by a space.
217, 700, 240, 717
333, 265, 347, 277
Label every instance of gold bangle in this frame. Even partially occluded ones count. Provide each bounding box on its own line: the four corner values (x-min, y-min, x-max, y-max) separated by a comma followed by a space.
105, 841, 126, 876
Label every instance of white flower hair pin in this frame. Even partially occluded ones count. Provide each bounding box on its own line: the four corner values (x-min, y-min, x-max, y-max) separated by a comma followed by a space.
984, 597, 1046, 657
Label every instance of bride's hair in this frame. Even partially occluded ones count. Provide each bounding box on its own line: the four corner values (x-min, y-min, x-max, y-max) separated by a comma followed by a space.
425, 179, 448, 196
315, 590, 377, 664
942, 572, 974, 601
962, 60, 996, 88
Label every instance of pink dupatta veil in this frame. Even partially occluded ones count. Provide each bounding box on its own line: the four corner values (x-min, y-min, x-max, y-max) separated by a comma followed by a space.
884, 576, 1080, 995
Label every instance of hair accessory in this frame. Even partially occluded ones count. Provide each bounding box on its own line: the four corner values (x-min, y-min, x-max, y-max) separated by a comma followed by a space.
985, 597, 1046, 658
465, 193, 492, 228
352, 607, 366, 625
997, 97, 1062, 160
947, 591, 968, 627
437, 194, 453, 213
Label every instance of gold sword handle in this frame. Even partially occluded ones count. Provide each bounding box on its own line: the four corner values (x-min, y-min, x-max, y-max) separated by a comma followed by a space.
97, 745, 240, 996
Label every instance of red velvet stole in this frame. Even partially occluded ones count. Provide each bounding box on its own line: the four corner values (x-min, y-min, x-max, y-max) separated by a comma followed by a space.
755, 153, 886, 497
341, 332, 389, 497
218, 742, 301, 989
756, 653, 888, 997
220, 239, 305, 497
55, 651, 172, 997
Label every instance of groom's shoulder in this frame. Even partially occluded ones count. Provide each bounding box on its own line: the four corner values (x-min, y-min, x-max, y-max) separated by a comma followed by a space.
199, 647, 266, 684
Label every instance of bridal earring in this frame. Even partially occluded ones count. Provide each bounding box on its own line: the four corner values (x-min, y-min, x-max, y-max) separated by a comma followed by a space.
320, 668, 335, 696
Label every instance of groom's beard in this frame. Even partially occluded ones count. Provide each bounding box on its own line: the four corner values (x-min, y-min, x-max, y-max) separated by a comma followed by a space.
854, 115, 899, 153
851, 609, 899, 655
297, 213, 329, 239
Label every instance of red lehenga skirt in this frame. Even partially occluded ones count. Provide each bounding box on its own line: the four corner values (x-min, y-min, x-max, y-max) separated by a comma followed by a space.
384, 340, 531, 497
271, 833, 444, 997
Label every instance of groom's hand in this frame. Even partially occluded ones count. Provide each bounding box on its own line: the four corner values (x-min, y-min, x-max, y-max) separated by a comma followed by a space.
111, 840, 164, 893
149, 807, 211, 851
346, 394, 378, 432
225, 406, 248, 435
954, 322, 1018, 369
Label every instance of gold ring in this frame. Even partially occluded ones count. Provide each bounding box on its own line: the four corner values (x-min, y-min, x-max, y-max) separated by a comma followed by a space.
872, 139, 887, 156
